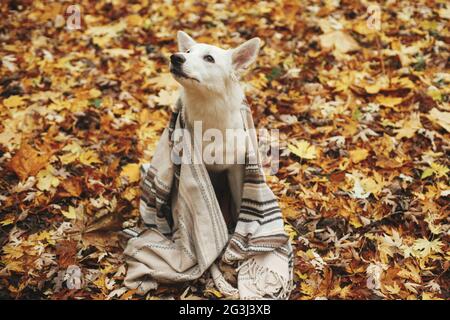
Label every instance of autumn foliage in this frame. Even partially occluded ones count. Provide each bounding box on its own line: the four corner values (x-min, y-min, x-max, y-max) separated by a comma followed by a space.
0, 0, 449, 300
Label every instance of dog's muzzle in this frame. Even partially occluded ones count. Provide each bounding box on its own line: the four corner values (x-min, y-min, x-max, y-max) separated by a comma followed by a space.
170, 54, 186, 76
170, 54, 185, 67
170, 54, 199, 82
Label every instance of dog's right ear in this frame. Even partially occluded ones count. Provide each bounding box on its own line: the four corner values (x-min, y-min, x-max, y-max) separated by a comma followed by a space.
177, 31, 196, 52
231, 38, 261, 72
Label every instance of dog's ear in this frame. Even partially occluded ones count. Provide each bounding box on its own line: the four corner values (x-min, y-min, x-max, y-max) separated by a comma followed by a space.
231, 38, 261, 72
177, 31, 196, 52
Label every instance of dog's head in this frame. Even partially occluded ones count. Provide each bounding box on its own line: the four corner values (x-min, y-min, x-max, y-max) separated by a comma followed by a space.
170, 31, 260, 93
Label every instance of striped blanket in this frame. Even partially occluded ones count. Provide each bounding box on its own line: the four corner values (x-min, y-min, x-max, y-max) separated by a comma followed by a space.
122, 99, 293, 299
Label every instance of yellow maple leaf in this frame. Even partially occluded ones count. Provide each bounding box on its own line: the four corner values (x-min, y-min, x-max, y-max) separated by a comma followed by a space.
295, 271, 308, 280
364, 76, 389, 94
60, 141, 83, 164
391, 76, 415, 90
79, 150, 102, 166
361, 173, 384, 198
3, 244, 24, 260
333, 71, 354, 92
338, 285, 351, 299
35, 230, 56, 245
3, 95, 25, 108
86, 20, 127, 48
428, 108, 450, 133
89, 88, 102, 98
104, 48, 134, 58
60, 152, 79, 165
421, 162, 449, 179
120, 163, 140, 183
93, 274, 106, 289
384, 282, 401, 295
125, 14, 144, 27
349, 215, 363, 228
288, 140, 317, 160
36, 167, 60, 191
284, 223, 298, 242
300, 282, 315, 296
376, 95, 403, 108
282, 206, 301, 220
427, 86, 442, 102
412, 238, 443, 258
0, 217, 15, 226
251, 73, 269, 90
395, 113, 422, 139
204, 288, 223, 298
61, 205, 83, 220
422, 292, 444, 300
353, 19, 377, 36
349, 148, 369, 163
122, 186, 139, 201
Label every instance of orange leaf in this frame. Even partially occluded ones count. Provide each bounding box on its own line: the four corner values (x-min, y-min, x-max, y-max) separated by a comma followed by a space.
60, 177, 83, 197
9, 143, 53, 181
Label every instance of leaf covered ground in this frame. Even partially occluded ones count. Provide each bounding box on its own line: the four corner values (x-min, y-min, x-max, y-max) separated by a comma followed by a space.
0, 0, 449, 300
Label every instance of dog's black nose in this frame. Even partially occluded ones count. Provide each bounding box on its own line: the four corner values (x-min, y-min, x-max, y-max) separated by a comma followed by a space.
170, 54, 186, 65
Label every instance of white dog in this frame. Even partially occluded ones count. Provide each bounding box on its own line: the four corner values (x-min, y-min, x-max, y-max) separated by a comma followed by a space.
170, 31, 261, 226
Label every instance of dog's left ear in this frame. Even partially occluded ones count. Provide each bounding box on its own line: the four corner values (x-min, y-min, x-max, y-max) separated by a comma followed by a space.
231, 38, 261, 72
177, 31, 196, 52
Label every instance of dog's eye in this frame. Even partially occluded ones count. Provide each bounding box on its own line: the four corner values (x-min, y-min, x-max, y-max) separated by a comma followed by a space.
203, 55, 215, 63
186, 49, 190, 53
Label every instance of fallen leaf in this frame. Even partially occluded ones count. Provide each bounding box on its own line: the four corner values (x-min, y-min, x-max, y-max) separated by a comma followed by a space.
376, 96, 404, 108
421, 162, 449, 179
120, 163, 140, 183
412, 238, 443, 258
288, 140, 318, 160
349, 148, 369, 164
9, 143, 53, 181
61, 206, 77, 219
79, 150, 102, 166
319, 30, 360, 53
428, 108, 450, 132
36, 166, 60, 191
395, 113, 422, 139
3, 95, 25, 108
60, 177, 83, 197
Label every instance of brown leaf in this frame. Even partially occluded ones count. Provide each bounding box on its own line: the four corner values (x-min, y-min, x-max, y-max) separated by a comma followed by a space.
9, 142, 53, 181
60, 177, 83, 197
56, 240, 78, 268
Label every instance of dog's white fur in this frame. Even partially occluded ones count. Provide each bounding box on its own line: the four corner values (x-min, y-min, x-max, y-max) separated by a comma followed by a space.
170, 31, 260, 218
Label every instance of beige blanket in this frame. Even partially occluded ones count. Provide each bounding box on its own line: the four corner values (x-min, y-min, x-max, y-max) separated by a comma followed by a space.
122, 99, 293, 299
